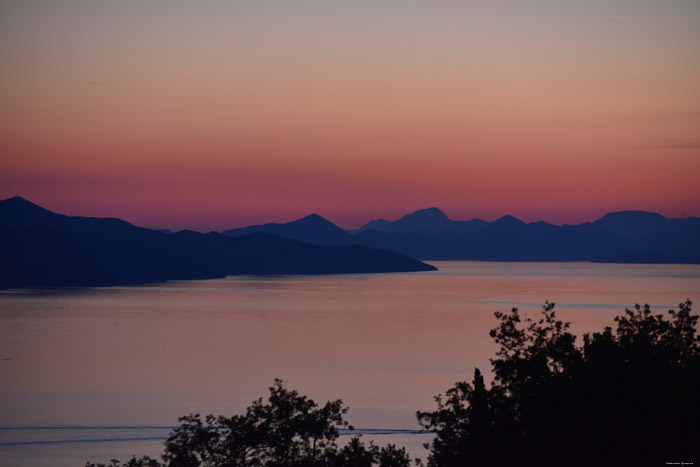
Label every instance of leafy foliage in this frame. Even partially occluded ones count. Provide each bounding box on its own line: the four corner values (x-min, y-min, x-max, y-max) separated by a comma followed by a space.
163, 378, 353, 467
418, 300, 700, 466
86, 456, 162, 467
88, 379, 412, 467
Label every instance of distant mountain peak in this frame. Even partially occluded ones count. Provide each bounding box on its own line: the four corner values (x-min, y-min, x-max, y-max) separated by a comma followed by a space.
222, 212, 348, 245
592, 210, 674, 238
0, 196, 55, 218
398, 207, 450, 223
596, 210, 668, 222
364, 217, 390, 225
413, 207, 447, 216
298, 213, 326, 222
493, 215, 525, 225
1, 196, 49, 210
292, 213, 341, 228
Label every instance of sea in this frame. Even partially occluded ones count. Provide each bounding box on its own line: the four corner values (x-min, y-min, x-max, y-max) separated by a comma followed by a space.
1, 261, 699, 466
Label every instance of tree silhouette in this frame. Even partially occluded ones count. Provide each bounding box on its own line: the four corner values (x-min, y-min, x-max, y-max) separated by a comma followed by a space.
163, 378, 355, 467
418, 300, 700, 466
87, 379, 412, 467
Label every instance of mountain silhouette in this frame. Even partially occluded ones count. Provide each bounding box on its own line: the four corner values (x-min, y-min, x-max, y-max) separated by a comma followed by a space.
592, 210, 700, 259
0, 197, 436, 289
491, 214, 527, 227
354, 208, 700, 262
0, 195, 143, 236
356, 207, 487, 242
378, 207, 452, 230
223, 210, 456, 258
223, 207, 700, 263
223, 213, 350, 245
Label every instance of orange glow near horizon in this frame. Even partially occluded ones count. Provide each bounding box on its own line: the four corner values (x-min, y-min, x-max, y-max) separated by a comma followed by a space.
1, 1, 699, 231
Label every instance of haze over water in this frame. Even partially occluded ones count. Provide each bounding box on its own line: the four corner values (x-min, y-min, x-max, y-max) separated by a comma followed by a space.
1, 261, 698, 466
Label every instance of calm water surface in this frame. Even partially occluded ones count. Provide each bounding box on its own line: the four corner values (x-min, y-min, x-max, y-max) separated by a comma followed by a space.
1, 261, 698, 465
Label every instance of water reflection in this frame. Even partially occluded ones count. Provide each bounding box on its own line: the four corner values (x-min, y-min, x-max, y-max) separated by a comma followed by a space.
0, 261, 698, 465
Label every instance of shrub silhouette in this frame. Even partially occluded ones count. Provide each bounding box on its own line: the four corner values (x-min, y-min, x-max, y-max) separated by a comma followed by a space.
417, 300, 700, 466
87, 379, 411, 467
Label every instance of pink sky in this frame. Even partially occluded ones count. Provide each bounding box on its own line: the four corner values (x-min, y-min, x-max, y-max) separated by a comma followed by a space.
1, 1, 699, 231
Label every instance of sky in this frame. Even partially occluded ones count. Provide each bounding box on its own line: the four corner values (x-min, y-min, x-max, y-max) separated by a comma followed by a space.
1, 0, 699, 231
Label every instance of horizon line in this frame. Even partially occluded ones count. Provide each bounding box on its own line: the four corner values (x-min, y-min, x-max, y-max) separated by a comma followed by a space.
2, 195, 696, 234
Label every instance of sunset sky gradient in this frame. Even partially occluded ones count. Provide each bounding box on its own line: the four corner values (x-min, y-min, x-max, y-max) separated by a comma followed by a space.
2, 0, 699, 231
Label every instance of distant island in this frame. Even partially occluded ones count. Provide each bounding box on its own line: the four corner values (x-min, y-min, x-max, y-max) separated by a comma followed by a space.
0, 197, 436, 289
224, 207, 700, 263
3, 196, 699, 289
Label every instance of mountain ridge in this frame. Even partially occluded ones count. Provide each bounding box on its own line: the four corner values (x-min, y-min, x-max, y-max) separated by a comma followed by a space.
221, 207, 700, 263
223, 212, 350, 245
0, 197, 436, 289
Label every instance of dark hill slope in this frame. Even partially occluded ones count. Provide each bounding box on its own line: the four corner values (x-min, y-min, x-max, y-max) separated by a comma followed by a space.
0, 197, 435, 288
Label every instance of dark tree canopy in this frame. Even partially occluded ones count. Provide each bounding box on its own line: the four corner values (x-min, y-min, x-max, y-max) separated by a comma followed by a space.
418, 299, 700, 466
87, 379, 411, 467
